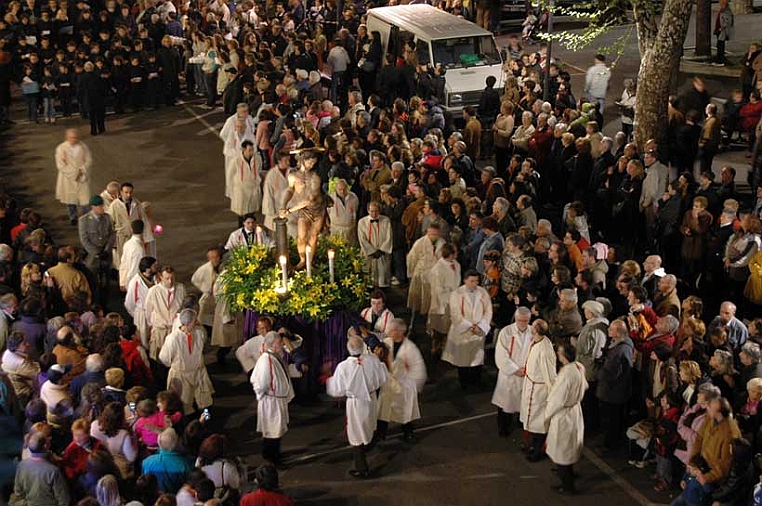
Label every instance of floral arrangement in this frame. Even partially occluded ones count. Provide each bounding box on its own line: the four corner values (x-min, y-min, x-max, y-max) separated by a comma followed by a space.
220, 235, 371, 320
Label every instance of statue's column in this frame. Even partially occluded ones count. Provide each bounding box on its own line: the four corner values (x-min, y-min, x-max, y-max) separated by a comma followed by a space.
274, 217, 289, 271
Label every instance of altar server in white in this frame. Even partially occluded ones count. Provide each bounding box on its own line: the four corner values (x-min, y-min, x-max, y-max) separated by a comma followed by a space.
251, 331, 295, 465
545, 343, 587, 494
210, 271, 242, 364
159, 309, 214, 415
125, 257, 157, 349
492, 306, 533, 436
118, 220, 146, 290
406, 223, 444, 316
262, 153, 295, 233
223, 118, 256, 198
191, 246, 221, 334
442, 270, 492, 387
520, 319, 558, 462
229, 141, 262, 219
107, 182, 154, 267
360, 290, 395, 338
224, 215, 272, 250
427, 244, 461, 354
328, 179, 359, 246
220, 103, 256, 146
143, 266, 186, 360
236, 316, 274, 377
357, 202, 392, 288
55, 128, 92, 223
326, 336, 388, 478
377, 319, 427, 442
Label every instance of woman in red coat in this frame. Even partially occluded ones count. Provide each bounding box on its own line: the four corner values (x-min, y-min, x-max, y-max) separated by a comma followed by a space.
740, 90, 762, 133
61, 418, 102, 481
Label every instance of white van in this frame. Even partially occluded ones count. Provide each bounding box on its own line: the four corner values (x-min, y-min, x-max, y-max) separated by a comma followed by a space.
366, 4, 504, 112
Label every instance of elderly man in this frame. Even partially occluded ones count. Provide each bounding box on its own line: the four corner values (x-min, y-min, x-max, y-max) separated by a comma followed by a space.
142, 428, 194, 493
47, 247, 92, 305
492, 307, 533, 436
252, 331, 295, 464
55, 128, 92, 225
596, 319, 634, 451
737, 342, 762, 407
641, 255, 665, 300
52, 326, 88, 383
0, 293, 17, 350
377, 319, 427, 443
641, 148, 669, 246
443, 270, 492, 388
329, 179, 359, 246
572, 300, 608, 429
220, 103, 256, 146
707, 301, 748, 351
547, 288, 583, 340
229, 140, 262, 222
653, 274, 681, 318
78, 195, 114, 299
357, 201, 393, 288
107, 182, 154, 265
223, 118, 256, 199
1, 332, 40, 405
69, 353, 105, 405
492, 197, 516, 237
520, 319, 558, 462
406, 223, 444, 317
13, 431, 70, 506
144, 266, 186, 360
546, 343, 588, 495
326, 336, 388, 478
159, 309, 213, 415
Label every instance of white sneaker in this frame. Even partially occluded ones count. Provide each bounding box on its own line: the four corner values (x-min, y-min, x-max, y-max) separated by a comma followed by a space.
391, 277, 400, 286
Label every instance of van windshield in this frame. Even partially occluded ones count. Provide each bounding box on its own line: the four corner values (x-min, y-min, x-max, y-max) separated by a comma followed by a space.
431, 36, 500, 68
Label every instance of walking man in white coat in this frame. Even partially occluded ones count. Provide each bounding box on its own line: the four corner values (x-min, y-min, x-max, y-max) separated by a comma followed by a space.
545, 343, 587, 494
143, 266, 186, 361
191, 246, 222, 336
442, 270, 492, 388
357, 202, 393, 288
326, 336, 388, 478
427, 244, 461, 356
262, 153, 294, 233
125, 256, 157, 349
492, 307, 533, 436
108, 182, 155, 265
119, 220, 146, 291
229, 140, 262, 223
251, 331, 294, 465
376, 319, 427, 442
520, 319, 557, 462
159, 309, 214, 415
55, 129, 92, 224
223, 118, 256, 199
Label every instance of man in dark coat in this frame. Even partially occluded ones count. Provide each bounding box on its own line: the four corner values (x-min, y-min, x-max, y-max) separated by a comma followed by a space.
80, 62, 106, 135
596, 319, 634, 451
156, 37, 181, 105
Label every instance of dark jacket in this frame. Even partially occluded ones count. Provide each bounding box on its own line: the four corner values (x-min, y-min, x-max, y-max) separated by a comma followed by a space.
79, 71, 106, 110
711, 443, 755, 506
596, 336, 634, 404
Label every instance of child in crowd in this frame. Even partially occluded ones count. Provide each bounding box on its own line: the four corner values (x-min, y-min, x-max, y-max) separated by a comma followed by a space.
673, 455, 713, 506
40, 65, 57, 123
653, 392, 681, 491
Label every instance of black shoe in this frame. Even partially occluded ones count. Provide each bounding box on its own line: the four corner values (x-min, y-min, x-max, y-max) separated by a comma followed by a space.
349, 469, 371, 479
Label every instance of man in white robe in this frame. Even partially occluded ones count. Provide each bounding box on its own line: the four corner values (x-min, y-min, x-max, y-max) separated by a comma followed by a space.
118, 220, 146, 290
229, 141, 262, 219
159, 309, 214, 415
520, 319, 558, 462
326, 336, 388, 478
224, 215, 273, 250
427, 244, 461, 354
124, 257, 158, 349
357, 202, 392, 288
223, 118, 256, 199
143, 266, 186, 360
210, 272, 243, 364
219, 103, 256, 147
55, 128, 92, 224
191, 246, 222, 334
107, 182, 155, 268
376, 319, 427, 442
261, 153, 295, 234
406, 223, 444, 316
360, 290, 394, 338
100, 181, 120, 210
492, 307, 533, 436
328, 179, 359, 246
251, 331, 295, 464
545, 343, 587, 494
236, 316, 274, 377
442, 270, 492, 387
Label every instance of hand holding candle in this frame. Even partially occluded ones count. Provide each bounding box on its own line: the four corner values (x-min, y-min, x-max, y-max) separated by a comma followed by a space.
328, 249, 335, 284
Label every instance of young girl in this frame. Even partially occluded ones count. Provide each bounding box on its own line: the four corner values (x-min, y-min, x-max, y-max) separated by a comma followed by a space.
133, 399, 164, 450
652, 391, 682, 491
21, 64, 40, 123
674, 455, 713, 506
40, 65, 57, 123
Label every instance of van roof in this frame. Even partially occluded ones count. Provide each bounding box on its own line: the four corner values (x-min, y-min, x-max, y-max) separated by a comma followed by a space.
367, 5, 494, 40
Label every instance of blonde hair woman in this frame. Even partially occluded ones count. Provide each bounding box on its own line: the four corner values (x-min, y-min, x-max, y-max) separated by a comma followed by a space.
20, 262, 42, 296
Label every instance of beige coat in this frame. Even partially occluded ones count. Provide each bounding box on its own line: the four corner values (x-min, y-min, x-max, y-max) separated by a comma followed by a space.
228, 152, 262, 216
545, 362, 587, 465
108, 197, 154, 269
55, 141, 92, 206
144, 283, 186, 359
191, 261, 219, 327
159, 327, 214, 414
406, 235, 444, 314
519, 337, 557, 434
442, 285, 492, 367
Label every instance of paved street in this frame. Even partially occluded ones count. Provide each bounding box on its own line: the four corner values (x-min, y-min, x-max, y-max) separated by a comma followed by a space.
1, 99, 678, 506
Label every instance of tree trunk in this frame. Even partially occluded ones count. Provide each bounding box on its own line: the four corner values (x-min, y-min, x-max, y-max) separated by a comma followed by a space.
695, 0, 712, 57
633, 0, 695, 148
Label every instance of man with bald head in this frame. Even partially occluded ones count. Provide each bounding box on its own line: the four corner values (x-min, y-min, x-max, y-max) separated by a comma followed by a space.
641, 255, 665, 300
653, 274, 680, 318
707, 301, 749, 352
326, 336, 388, 477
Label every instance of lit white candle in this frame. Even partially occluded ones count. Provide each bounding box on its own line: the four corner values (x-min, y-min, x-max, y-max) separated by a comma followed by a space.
255, 226, 263, 245
305, 245, 312, 278
279, 255, 288, 290
328, 249, 335, 283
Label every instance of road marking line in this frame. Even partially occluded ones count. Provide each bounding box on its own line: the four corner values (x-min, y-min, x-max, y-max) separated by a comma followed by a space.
582, 447, 662, 506
181, 102, 222, 137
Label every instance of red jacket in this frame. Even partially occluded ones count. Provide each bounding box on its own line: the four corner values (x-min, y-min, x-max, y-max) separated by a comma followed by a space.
740, 100, 762, 131
240, 489, 295, 506
120, 339, 153, 385
61, 437, 102, 480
